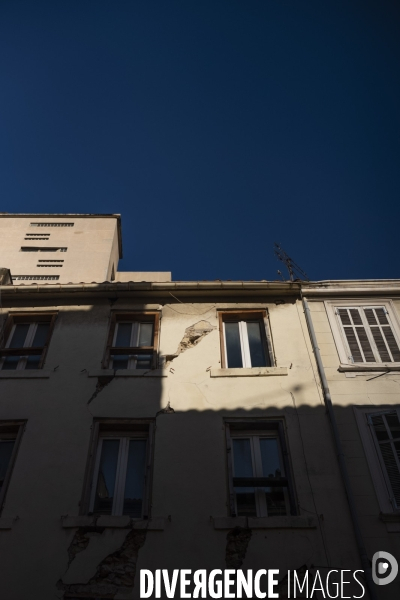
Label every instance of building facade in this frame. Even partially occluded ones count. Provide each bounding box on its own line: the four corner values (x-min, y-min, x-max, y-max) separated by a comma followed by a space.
0, 214, 399, 599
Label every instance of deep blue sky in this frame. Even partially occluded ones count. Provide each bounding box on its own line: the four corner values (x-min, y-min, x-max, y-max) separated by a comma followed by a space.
1, 1, 399, 281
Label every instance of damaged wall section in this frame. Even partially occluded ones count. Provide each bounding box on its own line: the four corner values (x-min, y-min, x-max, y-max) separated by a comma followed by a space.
59, 527, 147, 598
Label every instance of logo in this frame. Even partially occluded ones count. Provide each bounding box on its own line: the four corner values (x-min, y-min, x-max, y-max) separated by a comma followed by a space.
372, 551, 398, 586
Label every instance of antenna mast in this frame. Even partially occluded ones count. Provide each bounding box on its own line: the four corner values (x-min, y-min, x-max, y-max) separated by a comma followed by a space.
274, 243, 309, 282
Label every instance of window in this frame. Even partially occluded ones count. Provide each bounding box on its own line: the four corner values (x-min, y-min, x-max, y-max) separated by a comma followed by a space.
103, 313, 160, 370
0, 421, 25, 512
219, 311, 273, 368
225, 421, 296, 518
81, 420, 154, 518
30, 222, 74, 227
12, 275, 60, 280
326, 301, 400, 367
0, 313, 56, 370
20, 247, 67, 252
368, 410, 400, 510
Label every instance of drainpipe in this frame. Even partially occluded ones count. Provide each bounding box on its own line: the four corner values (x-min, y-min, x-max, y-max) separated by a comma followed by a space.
302, 295, 378, 600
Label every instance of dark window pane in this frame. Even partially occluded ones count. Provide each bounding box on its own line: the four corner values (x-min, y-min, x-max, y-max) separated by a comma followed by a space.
375, 308, 389, 325
380, 442, 400, 507
382, 327, 400, 362
0, 440, 15, 491
111, 355, 129, 370
135, 355, 152, 369
264, 487, 287, 516
31, 323, 50, 347
225, 322, 243, 368
363, 309, 377, 326
93, 440, 120, 515
247, 322, 267, 367
370, 327, 391, 362
123, 440, 147, 517
115, 323, 132, 347
349, 309, 363, 325
2, 356, 20, 370
9, 324, 30, 348
259, 438, 282, 479
386, 413, 400, 440
235, 489, 257, 516
233, 439, 253, 477
25, 355, 40, 370
371, 415, 389, 441
138, 323, 153, 347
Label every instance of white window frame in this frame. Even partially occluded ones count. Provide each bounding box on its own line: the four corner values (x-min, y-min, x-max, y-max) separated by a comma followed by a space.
109, 321, 154, 370
230, 431, 289, 517
1, 322, 41, 370
89, 432, 148, 517
354, 406, 400, 514
221, 314, 273, 369
325, 299, 400, 368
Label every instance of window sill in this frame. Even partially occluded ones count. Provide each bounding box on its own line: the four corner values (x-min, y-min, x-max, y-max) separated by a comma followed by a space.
61, 515, 165, 530
213, 516, 316, 529
338, 364, 400, 373
87, 369, 167, 378
210, 367, 288, 378
0, 370, 51, 379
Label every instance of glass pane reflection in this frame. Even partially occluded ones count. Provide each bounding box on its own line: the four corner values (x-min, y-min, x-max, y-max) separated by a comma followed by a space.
94, 440, 120, 514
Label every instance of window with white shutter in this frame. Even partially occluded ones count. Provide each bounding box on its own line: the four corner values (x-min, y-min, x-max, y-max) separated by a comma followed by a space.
368, 410, 400, 510
336, 306, 400, 364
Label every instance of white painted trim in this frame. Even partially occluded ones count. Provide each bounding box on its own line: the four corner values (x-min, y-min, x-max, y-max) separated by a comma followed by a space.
325, 300, 400, 367
353, 407, 400, 514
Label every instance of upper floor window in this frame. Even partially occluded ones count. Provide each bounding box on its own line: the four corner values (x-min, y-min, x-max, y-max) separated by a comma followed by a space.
355, 407, 400, 514
326, 301, 400, 366
0, 421, 25, 513
225, 420, 296, 518
0, 313, 56, 370
81, 420, 154, 519
29, 222, 74, 227
102, 312, 160, 370
20, 247, 67, 252
369, 410, 400, 510
219, 311, 273, 368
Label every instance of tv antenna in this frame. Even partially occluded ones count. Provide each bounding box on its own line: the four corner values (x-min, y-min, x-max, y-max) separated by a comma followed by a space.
274, 242, 309, 282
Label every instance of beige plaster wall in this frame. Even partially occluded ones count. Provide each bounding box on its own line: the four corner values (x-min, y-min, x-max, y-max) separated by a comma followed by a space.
0, 294, 367, 599
0, 215, 119, 284
309, 298, 400, 595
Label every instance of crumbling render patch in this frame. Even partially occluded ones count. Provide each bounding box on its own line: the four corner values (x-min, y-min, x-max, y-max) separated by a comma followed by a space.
60, 528, 147, 598
67, 526, 105, 567
87, 375, 114, 405
225, 526, 252, 569
166, 320, 215, 363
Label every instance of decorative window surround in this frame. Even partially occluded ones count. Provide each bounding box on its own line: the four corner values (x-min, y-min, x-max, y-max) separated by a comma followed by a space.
61, 516, 165, 530
80, 420, 155, 520
0, 370, 51, 379
102, 312, 160, 371
212, 516, 316, 529
325, 300, 400, 370
87, 369, 166, 378
218, 310, 275, 369
354, 406, 400, 516
0, 313, 57, 371
210, 367, 287, 378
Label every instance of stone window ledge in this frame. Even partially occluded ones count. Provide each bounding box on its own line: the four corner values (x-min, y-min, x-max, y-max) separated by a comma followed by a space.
0, 518, 16, 529
339, 364, 400, 373
0, 370, 51, 379
87, 369, 167, 378
213, 516, 316, 529
61, 515, 165, 530
210, 367, 288, 378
